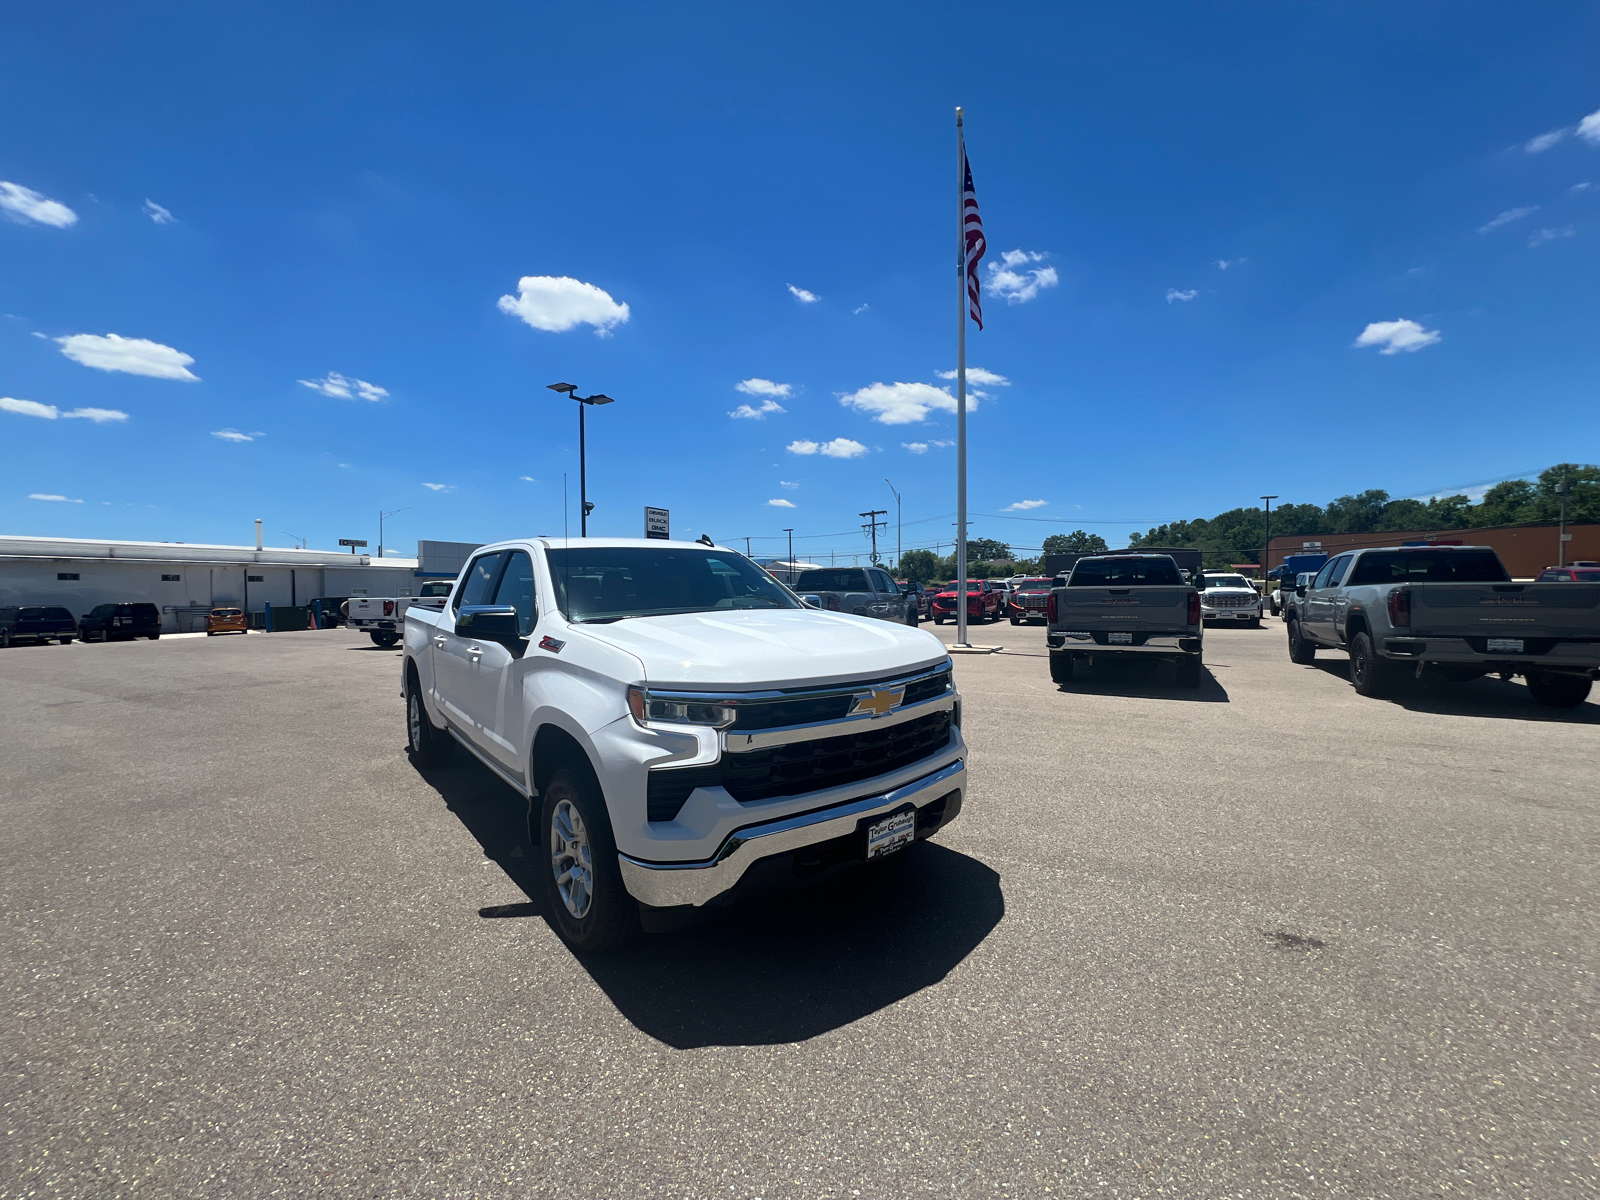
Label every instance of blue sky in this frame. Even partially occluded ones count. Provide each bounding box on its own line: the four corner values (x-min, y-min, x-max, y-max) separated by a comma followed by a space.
3, 3, 1599, 564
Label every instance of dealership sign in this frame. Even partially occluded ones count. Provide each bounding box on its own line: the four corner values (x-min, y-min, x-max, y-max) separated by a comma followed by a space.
645, 507, 670, 540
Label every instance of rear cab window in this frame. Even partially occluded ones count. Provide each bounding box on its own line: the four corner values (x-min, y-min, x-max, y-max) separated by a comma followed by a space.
1347, 550, 1510, 585
1067, 557, 1184, 586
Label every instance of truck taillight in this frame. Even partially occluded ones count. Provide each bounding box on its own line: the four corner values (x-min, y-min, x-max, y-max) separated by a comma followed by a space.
826, 594, 840, 611
383, 600, 395, 616
1046, 592, 1058, 623
1187, 591, 1201, 625
1387, 588, 1410, 628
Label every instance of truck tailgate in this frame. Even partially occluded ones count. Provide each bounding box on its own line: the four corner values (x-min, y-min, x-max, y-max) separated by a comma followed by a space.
1053, 587, 1192, 632
1411, 583, 1600, 639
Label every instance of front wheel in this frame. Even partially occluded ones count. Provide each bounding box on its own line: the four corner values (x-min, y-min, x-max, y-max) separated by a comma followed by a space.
540, 764, 639, 954
934, 616, 945, 626
1348, 631, 1397, 698
1287, 619, 1315, 664
1009, 616, 1020, 625
1525, 670, 1592, 708
371, 631, 399, 648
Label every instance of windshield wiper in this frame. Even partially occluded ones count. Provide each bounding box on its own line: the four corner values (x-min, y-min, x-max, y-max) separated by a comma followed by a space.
573, 615, 637, 624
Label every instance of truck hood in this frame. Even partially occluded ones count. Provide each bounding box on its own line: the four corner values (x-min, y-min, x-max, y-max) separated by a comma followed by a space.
574, 609, 948, 688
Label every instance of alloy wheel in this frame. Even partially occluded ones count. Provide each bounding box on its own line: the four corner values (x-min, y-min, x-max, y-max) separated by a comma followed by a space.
549, 799, 595, 919
408, 691, 423, 752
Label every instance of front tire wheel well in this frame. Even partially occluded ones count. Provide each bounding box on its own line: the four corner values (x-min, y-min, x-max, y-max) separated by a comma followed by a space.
530, 723, 595, 802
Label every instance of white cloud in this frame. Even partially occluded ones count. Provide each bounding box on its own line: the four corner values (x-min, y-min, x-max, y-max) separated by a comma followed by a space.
1528, 225, 1576, 247
853, 303, 869, 315
63, 407, 128, 423
1166, 288, 1197, 303
0, 181, 77, 228
730, 399, 785, 419
1353, 319, 1441, 355
840, 381, 964, 425
1478, 206, 1539, 233
1570, 182, 1594, 194
1525, 129, 1568, 154
28, 493, 82, 503
422, 482, 455, 492
787, 284, 819, 303
142, 199, 175, 225
1581, 108, 1600, 145
1005, 499, 1048, 511
519, 475, 536, 482
497, 275, 630, 337
57, 333, 198, 381
766, 498, 797, 508
985, 250, 1058, 304
736, 378, 792, 398
779, 480, 800, 489
1215, 257, 1247, 270
298, 372, 388, 401
935, 367, 1009, 388
786, 437, 866, 458
821, 438, 867, 458
211, 429, 254, 442
902, 439, 954, 454
2, 397, 58, 419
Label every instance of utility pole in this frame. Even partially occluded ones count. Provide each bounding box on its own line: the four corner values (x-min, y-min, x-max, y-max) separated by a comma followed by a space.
1556, 473, 1570, 567
884, 480, 902, 570
783, 528, 794, 569
379, 507, 409, 559
860, 509, 888, 565
744, 536, 752, 556
1260, 495, 1278, 583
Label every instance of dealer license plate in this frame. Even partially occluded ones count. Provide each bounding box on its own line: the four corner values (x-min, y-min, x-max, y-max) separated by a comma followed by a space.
866, 810, 916, 859
1108, 632, 1133, 644
1486, 638, 1524, 653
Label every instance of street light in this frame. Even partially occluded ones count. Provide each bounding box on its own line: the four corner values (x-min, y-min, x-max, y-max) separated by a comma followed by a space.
379, 507, 409, 559
884, 479, 902, 570
547, 382, 615, 537
1260, 495, 1278, 586
782, 528, 795, 573
1556, 475, 1570, 567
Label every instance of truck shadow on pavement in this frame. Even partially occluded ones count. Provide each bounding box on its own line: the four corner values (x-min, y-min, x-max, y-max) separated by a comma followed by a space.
1056, 659, 1230, 703
415, 752, 1006, 1049
1307, 660, 1600, 723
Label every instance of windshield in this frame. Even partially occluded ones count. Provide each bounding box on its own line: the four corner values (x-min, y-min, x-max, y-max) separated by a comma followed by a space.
1346, 550, 1510, 585
1203, 575, 1252, 590
1067, 558, 1184, 586
794, 568, 869, 592
1013, 578, 1054, 591
420, 581, 453, 597
549, 547, 801, 622
940, 581, 984, 593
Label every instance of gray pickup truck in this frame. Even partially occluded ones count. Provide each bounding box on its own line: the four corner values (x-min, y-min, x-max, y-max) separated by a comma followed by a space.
793, 566, 918, 627
1046, 553, 1204, 687
1285, 544, 1600, 706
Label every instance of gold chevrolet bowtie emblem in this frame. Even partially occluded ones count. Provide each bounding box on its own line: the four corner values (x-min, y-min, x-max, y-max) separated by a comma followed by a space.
850, 687, 905, 718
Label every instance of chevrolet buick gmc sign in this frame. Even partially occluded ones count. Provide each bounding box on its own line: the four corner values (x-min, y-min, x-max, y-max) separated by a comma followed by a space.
645, 507, 670, 540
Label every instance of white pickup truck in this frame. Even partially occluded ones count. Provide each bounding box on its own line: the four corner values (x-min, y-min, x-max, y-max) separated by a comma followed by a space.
400, 538, 966, 951
347, 581, 453, 647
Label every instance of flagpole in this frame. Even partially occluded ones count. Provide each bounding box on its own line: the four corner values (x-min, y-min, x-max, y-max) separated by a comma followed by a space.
955, 106, 969, 648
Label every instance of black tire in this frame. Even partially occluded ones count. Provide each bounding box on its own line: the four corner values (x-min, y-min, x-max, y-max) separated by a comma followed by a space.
1248, 617, 1261, 629
540, 763, 639, 954
1525, 670, 1592, 708
148, 633, 160, 641
1174, 656, 1202, 688
1287, 619, 1315, 664
906, 608, 918, 627
1009, 616, 1020, 625
206, 631, 215, 637
934, 616, 945, 626
371, 631, 399, 648
1049, 651, 1074, 685
1348, 631, 1396, 698
59, 637, 73, 645
0, 631, 10, 648
405, 669, 454, 765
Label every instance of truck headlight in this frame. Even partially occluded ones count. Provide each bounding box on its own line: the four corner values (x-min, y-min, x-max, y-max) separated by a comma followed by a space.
627, 686, 737, 729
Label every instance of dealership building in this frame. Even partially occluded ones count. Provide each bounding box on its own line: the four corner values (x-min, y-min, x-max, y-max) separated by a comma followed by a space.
0, 533, 481, 633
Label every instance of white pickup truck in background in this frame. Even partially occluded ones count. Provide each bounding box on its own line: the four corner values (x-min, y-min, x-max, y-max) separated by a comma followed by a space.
399, 538, 966, 952
347, 581, 453, 647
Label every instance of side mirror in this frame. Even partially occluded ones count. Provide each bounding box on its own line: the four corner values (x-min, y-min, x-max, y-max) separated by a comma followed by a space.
801, 594, 823, 609
456, 604, 523, 641
1295, 585, 1306, 597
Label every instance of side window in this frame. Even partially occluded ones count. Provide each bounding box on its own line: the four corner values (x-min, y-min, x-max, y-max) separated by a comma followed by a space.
1325, 556, 1353, 587
492, 550, 537, 635
1312, 561, 1337, 589
455, 552, 507, 612
873, 570, 894, 593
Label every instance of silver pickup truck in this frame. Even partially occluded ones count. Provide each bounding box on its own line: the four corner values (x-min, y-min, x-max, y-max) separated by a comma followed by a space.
792, 566, 918, 626
1285, 544, 1600, 706
1046, 553, 1204, 688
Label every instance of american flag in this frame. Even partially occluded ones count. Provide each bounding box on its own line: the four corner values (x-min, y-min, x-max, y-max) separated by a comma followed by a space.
962, 149, 986, 330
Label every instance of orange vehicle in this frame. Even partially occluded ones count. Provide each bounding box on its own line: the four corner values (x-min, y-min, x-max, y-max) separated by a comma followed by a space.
206, 607, 249, 635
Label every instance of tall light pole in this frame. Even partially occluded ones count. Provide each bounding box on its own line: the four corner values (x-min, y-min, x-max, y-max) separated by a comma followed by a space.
379, 507, 409, 559
884, 479, 902, 570
1556, 474, 1570, 567
1260, 495, 1278, 584
547, 383, 615, 537
783, 528, 794, 569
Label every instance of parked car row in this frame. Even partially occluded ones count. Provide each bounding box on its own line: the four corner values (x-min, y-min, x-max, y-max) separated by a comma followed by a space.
1, 599, 353, 645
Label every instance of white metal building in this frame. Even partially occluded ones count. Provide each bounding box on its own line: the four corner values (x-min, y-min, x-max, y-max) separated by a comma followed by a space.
0, 535, 480, 633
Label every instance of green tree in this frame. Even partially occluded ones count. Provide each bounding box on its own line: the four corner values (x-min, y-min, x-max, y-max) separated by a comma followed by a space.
1472, 479, 1537, 527
897, 548, 942, 584
1042, 530, 1109, 555
965, 538, 1012, 562
1325, 490, 1390, 533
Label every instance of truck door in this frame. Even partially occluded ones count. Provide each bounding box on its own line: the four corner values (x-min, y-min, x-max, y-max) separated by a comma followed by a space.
1302, 555, 1350, 643
433, 550, 507, 743
472, 549, 541, 778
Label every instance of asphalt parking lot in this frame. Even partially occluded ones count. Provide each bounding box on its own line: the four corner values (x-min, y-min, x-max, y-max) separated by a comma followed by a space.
2, 622, 1596, 1199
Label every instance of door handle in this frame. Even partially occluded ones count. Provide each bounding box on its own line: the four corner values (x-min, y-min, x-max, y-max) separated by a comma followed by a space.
433, 636, 446, 646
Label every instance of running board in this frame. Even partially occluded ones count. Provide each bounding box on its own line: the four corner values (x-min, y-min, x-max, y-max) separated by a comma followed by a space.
445, 727, 531, 797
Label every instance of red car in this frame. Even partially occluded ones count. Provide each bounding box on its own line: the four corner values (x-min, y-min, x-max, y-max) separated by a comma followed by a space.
1537, 563, 1600, 582
931, 580, 1003, 625
1006, 577, 1057, 625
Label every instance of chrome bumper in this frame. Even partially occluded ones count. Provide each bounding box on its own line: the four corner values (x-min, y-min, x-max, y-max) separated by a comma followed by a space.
1048, 631, 1202, 655
616, 758, 966, 908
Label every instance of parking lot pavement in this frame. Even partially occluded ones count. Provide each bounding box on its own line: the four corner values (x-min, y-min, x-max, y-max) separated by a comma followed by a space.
2, 624, 1595, 1198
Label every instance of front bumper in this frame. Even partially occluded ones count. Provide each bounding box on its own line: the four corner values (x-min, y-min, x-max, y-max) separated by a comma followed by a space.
1047, 630, 1202, 656
1201, 606, 1261, 621
617, 757, 966, 908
